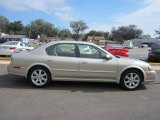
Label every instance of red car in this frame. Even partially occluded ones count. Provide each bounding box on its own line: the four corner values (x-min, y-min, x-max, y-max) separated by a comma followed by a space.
105, 44, 129, 57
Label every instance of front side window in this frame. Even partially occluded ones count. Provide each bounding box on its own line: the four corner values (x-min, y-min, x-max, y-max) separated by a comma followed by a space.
46, 43, 76, 57
78, 44, 106, 59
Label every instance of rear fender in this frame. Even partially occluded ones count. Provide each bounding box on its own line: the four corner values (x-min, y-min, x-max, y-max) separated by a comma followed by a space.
26, 63, 52, 79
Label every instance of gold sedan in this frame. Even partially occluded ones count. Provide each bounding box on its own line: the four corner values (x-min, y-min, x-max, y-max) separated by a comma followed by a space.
7, 41, 156, 90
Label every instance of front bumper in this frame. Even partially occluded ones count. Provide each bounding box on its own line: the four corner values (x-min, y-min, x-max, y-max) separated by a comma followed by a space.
144, 70, 156, 82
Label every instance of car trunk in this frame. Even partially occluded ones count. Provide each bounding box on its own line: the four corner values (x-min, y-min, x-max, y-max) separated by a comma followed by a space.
0, 45, 17, 50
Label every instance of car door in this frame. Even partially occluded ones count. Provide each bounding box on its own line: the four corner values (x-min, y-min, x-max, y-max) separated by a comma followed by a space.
77, 44, 118, 81
45, 43, 79, 79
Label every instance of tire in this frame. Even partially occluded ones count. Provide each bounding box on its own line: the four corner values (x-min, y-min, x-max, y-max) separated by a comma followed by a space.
120, 69, 142, 90
28, 66, 51, 88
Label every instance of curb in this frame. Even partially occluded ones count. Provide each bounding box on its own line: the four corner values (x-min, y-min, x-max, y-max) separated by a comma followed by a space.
148, 62, 160, 66
0, 60, 10, 64
0, 57, 11, 60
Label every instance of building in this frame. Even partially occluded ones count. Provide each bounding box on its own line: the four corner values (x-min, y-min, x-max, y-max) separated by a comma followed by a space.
141, 38, 158, 47
87, 35, 116, 47
0, 33, 29, 43
87, 35, 106, 47
128, 38, 158, 47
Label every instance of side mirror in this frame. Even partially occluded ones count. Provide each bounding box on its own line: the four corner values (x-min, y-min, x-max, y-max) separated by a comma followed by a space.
105, 54, 112, 60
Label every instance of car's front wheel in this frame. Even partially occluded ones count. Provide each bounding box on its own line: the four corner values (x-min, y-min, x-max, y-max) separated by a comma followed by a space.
120, 69, 142, 90
28, 66, 51, 87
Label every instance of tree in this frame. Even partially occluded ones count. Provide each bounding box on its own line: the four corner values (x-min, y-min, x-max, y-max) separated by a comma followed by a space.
26, 19, 58, 39
0, 16, 9, 33
86, 30, 109, 40
6, 21, 24, 34
110, 27, 123, 43
110, 25, 143, 43
155, 28, 160, 38
70, 20, 88, 40
58, 29, 71, 39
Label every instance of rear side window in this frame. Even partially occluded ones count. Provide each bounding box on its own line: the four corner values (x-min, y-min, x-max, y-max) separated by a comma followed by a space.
46, 43, 76, 57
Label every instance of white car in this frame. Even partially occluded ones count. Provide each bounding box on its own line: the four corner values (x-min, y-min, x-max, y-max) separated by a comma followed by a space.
0, 41, 34, 56
123, 41, 133, 49
139, 44, 148, 48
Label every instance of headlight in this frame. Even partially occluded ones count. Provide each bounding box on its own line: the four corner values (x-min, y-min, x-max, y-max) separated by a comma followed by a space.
148, 66, 153, 71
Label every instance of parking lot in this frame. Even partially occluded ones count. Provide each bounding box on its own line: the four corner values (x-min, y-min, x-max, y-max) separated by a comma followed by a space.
129, 47, 150, 61
0, 47, 160, 120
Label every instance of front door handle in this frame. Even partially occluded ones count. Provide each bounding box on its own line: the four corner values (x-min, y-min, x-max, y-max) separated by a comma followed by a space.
47, 60, 52, 62
81, 61, 88, 64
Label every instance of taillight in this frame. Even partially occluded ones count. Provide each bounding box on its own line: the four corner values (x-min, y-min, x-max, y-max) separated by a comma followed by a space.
10, 47, 17, 50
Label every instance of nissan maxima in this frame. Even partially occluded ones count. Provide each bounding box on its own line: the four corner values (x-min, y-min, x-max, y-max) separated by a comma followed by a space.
7, 41, 156, 90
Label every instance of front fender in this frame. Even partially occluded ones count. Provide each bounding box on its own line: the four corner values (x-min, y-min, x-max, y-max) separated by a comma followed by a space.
116, 65, 146, 84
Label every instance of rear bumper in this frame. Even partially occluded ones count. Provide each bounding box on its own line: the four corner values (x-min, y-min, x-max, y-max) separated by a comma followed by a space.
7, 63, 26, 77
0, 50, 13, 55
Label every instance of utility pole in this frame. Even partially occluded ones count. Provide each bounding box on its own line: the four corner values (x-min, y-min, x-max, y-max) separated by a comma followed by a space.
29, 23, 31, 40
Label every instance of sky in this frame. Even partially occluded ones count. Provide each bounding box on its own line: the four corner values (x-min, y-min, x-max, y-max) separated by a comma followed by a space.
0, 0, 160, 36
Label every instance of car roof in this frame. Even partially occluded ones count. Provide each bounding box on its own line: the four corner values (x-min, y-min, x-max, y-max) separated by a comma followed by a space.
49, 40, 95, 45
43, 41, 97, 47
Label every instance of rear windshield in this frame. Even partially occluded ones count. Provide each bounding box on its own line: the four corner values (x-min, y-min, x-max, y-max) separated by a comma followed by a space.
2, 41, 19, 45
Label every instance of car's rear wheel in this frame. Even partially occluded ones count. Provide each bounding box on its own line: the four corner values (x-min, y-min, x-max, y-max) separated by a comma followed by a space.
120, 69, 142, 90
28, 66, 51, 87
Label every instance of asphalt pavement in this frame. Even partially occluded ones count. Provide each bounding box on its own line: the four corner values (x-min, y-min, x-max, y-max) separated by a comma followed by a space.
0, 63, 160, 120
0, 47, 159, 120
129, 47, 150, 61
